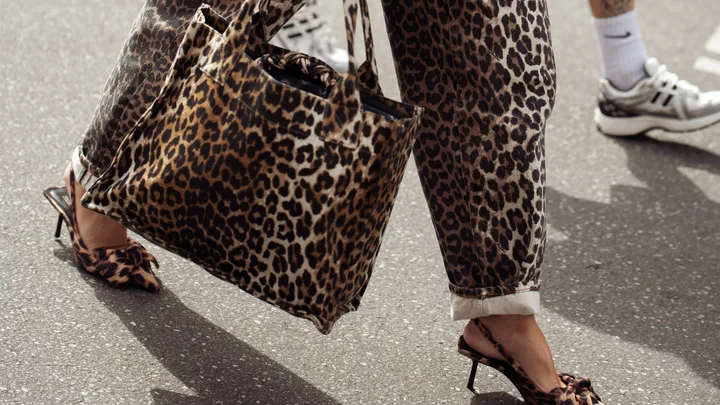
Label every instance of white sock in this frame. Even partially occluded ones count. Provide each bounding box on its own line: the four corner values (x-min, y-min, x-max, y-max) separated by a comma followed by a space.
593, 10, 649, 91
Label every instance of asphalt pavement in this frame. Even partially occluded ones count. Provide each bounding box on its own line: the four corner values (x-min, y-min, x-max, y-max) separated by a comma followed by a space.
1, 0, 719, 404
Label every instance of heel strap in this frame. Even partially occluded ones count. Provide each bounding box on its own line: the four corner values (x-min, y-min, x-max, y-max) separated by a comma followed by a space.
471, 319, 522, 371
471, 319, 562, 396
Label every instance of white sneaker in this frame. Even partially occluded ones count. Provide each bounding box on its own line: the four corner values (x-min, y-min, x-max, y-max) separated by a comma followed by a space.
271, 0, 349, 72
595, 57, 720, 136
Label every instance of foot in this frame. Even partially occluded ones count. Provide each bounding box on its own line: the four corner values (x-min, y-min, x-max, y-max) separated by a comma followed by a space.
595, 57, 720, 136
270, 0, 349, 72
463, 315, 563, 393
64, 163, 128, 250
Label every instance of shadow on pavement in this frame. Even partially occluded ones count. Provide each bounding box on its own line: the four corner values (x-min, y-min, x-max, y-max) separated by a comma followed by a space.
52, 245, 524, 404
469, 391, 523, 405
54, 243, 341, 405
51, 133, 720, 400
545, 135, 720, 387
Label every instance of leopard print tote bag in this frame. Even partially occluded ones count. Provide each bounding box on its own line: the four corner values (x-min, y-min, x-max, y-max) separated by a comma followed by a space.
83, 0, 422, 334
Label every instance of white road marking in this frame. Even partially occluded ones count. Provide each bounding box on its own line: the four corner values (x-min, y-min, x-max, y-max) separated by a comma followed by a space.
706, 25, 720, 54
693, 56, 720, 76
694, 23, 720, 76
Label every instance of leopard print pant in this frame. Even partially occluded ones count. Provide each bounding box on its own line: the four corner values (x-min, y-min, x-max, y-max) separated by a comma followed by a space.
77, 0, 556, 309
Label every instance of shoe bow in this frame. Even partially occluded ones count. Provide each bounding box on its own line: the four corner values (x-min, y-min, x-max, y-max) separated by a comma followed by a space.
558, 373, 602, 404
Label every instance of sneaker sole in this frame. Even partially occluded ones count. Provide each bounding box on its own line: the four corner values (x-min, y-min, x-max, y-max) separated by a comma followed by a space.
594, 108, 720, 136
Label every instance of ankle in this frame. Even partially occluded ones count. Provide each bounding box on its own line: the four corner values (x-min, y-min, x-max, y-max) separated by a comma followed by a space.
64, 164, 72, 193
479, 315, 537, 336
66, 164, 128, 250
464, 315, 538, 342
465, 315, 563, 392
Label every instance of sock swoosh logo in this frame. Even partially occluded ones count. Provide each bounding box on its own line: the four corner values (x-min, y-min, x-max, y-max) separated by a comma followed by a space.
604, 31, 631, 39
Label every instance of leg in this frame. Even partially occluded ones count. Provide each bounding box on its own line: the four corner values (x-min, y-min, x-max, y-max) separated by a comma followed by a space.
381, 0, 561, 392
589, 0, 720, 135
589, 0, 648, 91
589, 0, 634, 17
70, 0, 307, 249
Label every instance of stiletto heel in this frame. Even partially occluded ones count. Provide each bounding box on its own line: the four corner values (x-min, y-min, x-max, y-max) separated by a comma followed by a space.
457, 319, 603, 404
466, 359, 480, 395
44, 168, 162, 292
54, 214, 63, 238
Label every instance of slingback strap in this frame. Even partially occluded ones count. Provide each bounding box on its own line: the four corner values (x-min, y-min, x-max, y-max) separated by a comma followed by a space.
470, 319, 523, 370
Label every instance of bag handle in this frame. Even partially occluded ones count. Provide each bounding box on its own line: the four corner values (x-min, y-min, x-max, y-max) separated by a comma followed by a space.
356, 0, 382, 95
311, 0, 381, 146
253, 0, 380, 93
213, 0, 379, 86
206, 0, 380, 148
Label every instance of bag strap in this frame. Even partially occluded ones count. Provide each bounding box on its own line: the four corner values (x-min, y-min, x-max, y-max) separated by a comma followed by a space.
256, 0, 380, 92
356, 0, 382, 95
214, 0, 261, 81
205, 0, 380, 149
216, 0, 378, 82
315, 0, 380, 146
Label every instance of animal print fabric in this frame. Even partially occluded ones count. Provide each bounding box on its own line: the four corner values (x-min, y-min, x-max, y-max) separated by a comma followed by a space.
77, 0, 556, 321
380, 0, 556, 303
83, 1, 422, 333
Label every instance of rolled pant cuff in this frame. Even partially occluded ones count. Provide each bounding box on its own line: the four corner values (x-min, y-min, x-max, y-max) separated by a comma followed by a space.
450, 290, 540, 320
71, 145, 100, 190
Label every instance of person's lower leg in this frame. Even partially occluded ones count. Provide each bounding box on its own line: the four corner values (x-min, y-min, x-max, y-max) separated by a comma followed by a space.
590, 0, 648, 91
589, 0, 635, 17
381, 0, 563, 393
463, 315, 563, 392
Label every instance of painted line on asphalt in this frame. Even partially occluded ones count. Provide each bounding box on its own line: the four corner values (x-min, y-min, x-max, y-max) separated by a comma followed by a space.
694, 23, 720, 76
694, 56, 720, 76
706, 25, 720, 54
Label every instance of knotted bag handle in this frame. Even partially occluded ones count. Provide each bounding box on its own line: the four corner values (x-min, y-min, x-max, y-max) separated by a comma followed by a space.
252, 0, 381, 94
204, 0, 382, 149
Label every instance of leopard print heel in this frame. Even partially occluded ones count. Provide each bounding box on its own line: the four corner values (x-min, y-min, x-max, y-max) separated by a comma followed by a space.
43, 169, 161, 292
457, 319, 604, 405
